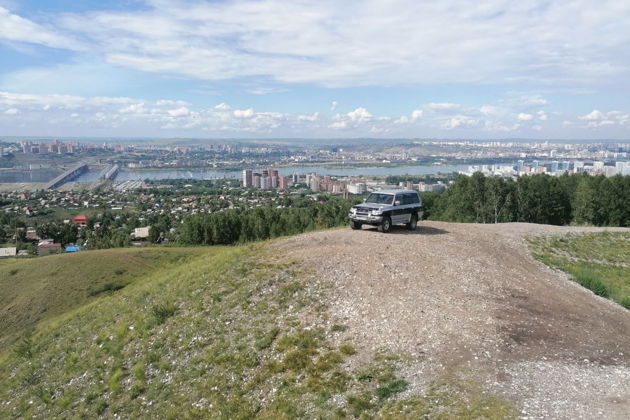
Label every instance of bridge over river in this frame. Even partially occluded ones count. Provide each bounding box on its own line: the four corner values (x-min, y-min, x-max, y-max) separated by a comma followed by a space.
44, 163, 88, 189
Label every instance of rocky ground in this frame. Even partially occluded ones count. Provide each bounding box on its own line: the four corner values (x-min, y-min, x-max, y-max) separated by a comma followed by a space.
273, 221, 630, 419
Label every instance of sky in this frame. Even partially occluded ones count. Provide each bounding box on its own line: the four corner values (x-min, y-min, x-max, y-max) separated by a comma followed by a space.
0, 0, 629, 139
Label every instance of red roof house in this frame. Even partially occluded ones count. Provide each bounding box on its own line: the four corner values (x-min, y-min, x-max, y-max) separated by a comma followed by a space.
72, 214, 88, 226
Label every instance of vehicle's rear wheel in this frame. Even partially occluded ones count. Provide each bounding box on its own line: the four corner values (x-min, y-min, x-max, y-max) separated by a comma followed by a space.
406, 214, 417, 230
378, 216, 391, 233
350, 220, 362, 230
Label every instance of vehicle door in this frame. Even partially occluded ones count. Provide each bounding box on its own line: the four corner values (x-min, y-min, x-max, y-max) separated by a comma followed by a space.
392, 193, 410, 224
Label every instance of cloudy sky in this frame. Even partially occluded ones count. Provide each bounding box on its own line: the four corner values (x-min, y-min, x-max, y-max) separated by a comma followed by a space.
0, 0, 629, 139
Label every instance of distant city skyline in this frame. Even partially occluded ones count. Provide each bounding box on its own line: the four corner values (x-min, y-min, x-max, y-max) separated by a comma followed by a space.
1, 0, 629, 139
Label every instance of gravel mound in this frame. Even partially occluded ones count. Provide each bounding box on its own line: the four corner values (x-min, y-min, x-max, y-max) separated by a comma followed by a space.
273, 221, 630, 419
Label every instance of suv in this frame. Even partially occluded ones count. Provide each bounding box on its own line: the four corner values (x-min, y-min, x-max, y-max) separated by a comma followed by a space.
348, 190, 423, 232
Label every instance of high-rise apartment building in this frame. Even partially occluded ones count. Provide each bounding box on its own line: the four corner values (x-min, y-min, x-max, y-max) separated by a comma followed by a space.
242, 169, 252, 187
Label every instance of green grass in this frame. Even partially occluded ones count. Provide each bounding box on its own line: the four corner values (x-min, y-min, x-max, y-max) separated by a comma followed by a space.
0, 242, 516, 418
0, 247, 208, 352
529, 232, 630, 309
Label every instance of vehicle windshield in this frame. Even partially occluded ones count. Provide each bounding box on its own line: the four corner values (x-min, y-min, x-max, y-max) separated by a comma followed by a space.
365, 193, 394, 205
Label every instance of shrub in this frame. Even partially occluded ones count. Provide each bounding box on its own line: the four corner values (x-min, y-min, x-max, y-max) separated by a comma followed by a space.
375, 379, 408, 400
88, 281, 127, 296
573, 269, 609, 298
151, 302, 177, 325
15, 337, 33, 359
330, 324, 348, 333
339, 344, 356, 356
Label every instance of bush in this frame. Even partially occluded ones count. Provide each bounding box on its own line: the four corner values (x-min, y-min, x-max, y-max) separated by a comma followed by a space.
619, 297, 630, 310
375, 379, 409, 400
88, 281, 127, 296
573, 269, 609, 298
151, 302, 177, 325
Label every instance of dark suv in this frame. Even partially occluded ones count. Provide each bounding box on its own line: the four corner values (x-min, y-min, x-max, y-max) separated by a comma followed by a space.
348, 190, 423, 232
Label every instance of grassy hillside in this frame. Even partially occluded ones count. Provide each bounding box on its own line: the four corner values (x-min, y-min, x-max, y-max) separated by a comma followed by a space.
0, 247, 208, 352
0, 243, 515, 419
529, 232, 630, 309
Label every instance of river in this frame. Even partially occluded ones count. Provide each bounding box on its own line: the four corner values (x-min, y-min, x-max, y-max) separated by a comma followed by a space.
74, 163, 480, 182
0, 163, 498, 184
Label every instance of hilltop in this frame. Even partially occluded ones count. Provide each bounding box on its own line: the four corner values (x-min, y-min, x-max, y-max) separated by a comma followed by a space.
278, 222, 630, 418
1, 222, 629, 418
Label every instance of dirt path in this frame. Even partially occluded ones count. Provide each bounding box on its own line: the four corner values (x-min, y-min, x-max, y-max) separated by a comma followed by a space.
273, 221, 630, 419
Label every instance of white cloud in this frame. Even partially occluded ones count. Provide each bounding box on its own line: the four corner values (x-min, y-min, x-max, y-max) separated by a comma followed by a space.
0, 6, 83, 50
443, 115, 478, 129
167, 107, 190, 117
425, 102, 461, 111
395, 109, 422, 124
243, 87, 288, 95
297, 112, 319, 122
156, 99, 189, 106
346, 107, 372, 122
328, 121, 347, 130
119, 103, 145, 114
537, 110, 548, 121
330, 101, 338, 111
12, 0, 619, 88
586, 120, 614, 128
2, 89, 628, 137
579, 109, 606, 120
571, 109, 629, 128
480, 105, 498, 115
233, 108, 255, 118
517, 113, 534, 121
411, 109, 423, 120
369, 126, 388, 134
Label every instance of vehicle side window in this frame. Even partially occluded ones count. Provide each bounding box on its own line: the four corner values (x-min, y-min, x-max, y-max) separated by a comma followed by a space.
400, 194, 415, 205
409, 194, 420, 204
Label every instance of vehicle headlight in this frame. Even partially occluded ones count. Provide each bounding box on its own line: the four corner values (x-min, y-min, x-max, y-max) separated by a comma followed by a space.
350, 208, 357, 214
371, 208, 382, 215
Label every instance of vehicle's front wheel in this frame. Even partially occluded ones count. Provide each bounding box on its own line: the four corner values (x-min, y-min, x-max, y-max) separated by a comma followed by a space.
350, 220, 362, 230
406, 214, 417, 230
378, 216, 391, 233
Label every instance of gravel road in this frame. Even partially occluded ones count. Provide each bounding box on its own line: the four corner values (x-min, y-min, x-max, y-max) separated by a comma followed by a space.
273, 221, 630, 419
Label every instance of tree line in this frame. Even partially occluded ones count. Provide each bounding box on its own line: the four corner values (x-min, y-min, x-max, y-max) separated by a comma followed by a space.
179, 198, 356, 245
422, 172, 630, 226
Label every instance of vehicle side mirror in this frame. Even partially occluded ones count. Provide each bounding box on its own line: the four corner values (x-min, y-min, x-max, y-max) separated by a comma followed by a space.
394, 200, 401, 206
362, 198, 367, 202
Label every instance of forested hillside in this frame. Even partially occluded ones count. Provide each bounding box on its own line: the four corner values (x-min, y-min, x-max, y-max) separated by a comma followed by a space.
179, 198, 356, 245
422, 173, 630, 226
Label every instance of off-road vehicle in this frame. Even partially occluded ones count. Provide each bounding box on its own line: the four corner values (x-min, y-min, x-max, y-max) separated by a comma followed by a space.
348, 190, 423, 232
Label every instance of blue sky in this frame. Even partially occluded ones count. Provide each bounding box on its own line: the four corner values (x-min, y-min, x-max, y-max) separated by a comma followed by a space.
0, 0, 629, 139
